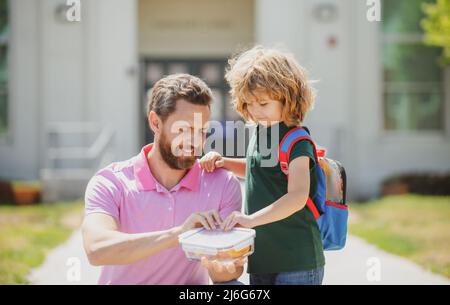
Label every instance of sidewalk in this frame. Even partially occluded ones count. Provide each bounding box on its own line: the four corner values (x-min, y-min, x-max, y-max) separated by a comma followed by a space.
28, 230, 449, 285
323, 235, 449, 285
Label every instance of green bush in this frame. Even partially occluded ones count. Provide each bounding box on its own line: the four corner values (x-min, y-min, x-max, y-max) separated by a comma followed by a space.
422, 0, 450, 66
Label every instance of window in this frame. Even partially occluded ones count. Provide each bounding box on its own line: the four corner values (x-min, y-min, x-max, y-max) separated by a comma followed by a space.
0, 0, 8, 136
382, 0, 445, 131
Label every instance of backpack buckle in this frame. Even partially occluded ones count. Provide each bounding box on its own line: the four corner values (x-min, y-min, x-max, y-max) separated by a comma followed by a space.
280, 161, 289, 174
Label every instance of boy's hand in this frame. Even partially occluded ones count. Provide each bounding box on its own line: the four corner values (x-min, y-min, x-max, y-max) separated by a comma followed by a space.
221, 211, 255, 231
199, 151, 224, 172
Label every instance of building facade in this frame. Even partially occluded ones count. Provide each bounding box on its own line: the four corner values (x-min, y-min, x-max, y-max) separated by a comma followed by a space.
0, 0, 449, 201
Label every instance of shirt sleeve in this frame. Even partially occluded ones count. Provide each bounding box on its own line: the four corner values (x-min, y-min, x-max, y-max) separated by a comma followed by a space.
84, 169, 122, 221
288, 139, 316, 169
218, 172, 243, 220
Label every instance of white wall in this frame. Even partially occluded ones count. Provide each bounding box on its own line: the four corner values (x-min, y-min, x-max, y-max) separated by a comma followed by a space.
138, 0, 254, 58
3, 0, 449, 199
255, 0, 306, 58
351, 0, 450, 199
95, 0, 139, 161
299, 0, 355, 194
0, 0, 41, 180
256, 0, 450, 200
0, 0, 139, 181
255, 0, 358, 198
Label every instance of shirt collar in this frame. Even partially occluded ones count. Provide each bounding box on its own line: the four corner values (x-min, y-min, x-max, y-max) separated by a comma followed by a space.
133, 144, 201, 192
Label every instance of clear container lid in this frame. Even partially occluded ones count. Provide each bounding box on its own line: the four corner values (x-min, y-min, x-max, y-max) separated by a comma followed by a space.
178, 228, 256, 254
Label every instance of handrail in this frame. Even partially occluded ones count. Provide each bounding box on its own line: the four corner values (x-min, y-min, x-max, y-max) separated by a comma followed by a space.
43, 122, 115, 170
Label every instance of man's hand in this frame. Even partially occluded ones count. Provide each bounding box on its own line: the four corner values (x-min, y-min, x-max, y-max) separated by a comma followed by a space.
201, 257, 246, 283
180, 210, 223, 232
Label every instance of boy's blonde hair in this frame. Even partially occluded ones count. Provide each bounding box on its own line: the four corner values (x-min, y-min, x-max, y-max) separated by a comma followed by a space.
225, 46, 315, 127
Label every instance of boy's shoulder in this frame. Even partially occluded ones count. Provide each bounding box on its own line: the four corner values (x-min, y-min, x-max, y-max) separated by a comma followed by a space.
289, 139, 316, 165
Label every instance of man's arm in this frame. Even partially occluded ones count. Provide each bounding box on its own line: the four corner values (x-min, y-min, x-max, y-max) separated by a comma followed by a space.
82, 213, 183, 266
82, 210, 221, 266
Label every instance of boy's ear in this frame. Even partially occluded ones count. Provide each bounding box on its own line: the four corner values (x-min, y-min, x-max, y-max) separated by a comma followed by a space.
148, 111, 162, 136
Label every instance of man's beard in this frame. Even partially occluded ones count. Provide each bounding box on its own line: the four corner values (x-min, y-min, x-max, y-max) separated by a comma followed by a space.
158, 131, 198, 170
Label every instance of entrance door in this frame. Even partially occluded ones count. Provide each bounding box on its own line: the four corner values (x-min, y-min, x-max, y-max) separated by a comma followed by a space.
140, 58, 233, 145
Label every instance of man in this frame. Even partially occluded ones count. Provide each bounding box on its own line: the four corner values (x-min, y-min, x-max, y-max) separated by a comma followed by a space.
82, 74, 244, 284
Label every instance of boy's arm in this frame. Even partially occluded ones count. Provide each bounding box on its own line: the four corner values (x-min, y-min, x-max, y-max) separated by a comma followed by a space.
249, 156, 310, 227
222, 157, 246, 179
248, 156, 310, 227
200, 152, 247, 179
222, 156, 310, 230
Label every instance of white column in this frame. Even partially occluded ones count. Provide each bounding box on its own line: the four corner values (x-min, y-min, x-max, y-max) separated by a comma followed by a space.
96, 0, 139, 160
255, 0, 309, 61
0, 0, 41, 180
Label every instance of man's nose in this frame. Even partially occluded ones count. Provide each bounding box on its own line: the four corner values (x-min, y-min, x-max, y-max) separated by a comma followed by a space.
182, 132, 203, 147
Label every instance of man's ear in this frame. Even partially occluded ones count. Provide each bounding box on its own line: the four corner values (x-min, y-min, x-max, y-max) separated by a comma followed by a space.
148, 111, 163, 136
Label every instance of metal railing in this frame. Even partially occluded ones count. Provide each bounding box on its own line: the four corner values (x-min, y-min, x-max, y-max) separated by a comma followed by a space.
41, 122, 115, 180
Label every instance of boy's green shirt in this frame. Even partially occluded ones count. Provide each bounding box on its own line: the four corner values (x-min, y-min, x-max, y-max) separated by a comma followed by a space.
245, 122, 325, 274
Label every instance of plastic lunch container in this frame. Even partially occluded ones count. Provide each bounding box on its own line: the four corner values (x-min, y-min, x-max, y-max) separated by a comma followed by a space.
317, 148, 346, 204
178, 228, 256, 264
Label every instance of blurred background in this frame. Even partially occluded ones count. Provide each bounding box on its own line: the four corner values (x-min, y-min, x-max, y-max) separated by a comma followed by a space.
0, 0, 449, 285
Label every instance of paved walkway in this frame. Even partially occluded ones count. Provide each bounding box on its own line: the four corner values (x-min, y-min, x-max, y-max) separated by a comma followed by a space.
323, 235, 449, 285
28, 229, 449, 285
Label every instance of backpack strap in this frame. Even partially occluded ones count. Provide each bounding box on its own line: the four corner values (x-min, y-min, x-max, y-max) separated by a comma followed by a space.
278, 127, 320, 175
278, 127, 322, 220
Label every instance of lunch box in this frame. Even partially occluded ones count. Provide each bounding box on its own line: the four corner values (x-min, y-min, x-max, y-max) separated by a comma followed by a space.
179, 227, 256, 263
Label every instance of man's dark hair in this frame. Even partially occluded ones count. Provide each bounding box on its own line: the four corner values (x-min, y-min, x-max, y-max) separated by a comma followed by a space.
147, 74, 213, 121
